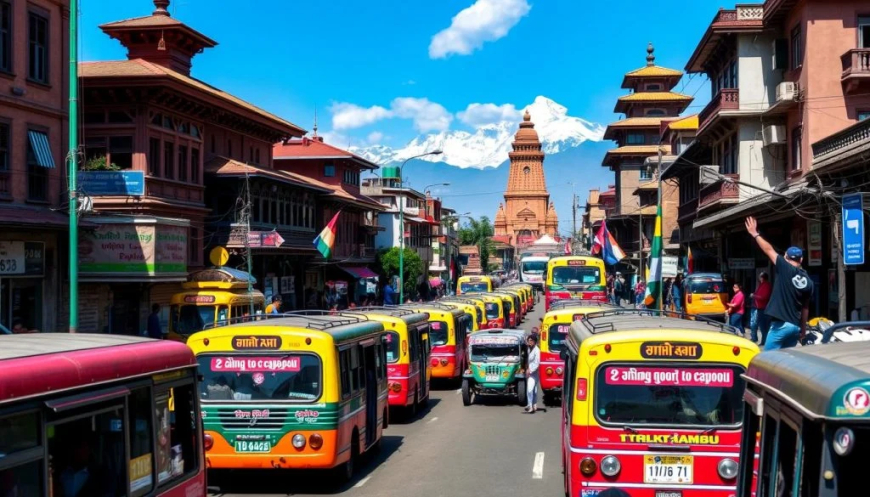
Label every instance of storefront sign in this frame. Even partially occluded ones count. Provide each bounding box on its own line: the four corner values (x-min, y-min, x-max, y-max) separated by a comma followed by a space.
0, 241, 45, 277
227, 224, 285, 248
728, 258, 755, 270
842, 193, 864, 265
231, 335, 282, 350
79, 221, 187, 275
662, 256, 678, 278
807, 220, 823, 267
640, 341, 703, 360
78, 171, 146, 196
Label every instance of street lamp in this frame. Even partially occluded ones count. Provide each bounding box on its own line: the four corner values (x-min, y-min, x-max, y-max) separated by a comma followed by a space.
399, 150, 443, 302
441, 211, 470, 294
423, 182, 450, 194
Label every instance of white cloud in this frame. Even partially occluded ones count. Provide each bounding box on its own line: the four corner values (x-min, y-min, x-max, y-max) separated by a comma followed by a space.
458, 102, 522, 128
367, 131, 384, 144
429, 0, 531, 59
330, 102, 391, 130
391, 97, 453, 132
403, 79, 417, 85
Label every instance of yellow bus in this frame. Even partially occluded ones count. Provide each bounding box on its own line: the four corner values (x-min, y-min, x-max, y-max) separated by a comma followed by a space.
439, 298, 486, 331
169, 268, 265, 341
545, 256, 607, 310
401, 304, 471, 382
561, 309, 759, 497
456, 275, 493, 295
187, 312, 388, 481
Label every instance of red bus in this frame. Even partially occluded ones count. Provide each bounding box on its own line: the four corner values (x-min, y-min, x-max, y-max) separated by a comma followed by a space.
0, 334, 205, 497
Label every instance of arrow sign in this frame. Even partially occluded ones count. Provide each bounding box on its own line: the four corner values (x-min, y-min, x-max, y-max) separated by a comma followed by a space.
842, 193, 865, 265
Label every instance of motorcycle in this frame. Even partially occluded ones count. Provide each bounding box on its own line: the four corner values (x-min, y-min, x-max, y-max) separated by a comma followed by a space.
801, 318, 870, 345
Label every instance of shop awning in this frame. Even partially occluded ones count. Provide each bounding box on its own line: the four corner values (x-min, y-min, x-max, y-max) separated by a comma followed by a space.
27, 131, 55, 168
340, 265, 378, 279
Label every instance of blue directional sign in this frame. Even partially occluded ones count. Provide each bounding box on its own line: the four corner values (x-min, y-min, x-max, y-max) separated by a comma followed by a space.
78, 171, 145, 196
842, 193, 865, 265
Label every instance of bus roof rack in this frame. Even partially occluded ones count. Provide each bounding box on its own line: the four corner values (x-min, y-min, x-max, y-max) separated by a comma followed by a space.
203, 310, 371, 331
400, 302, 458, 311
351, 306, 420, 317
548, 299, 618, 310
579, 309, 739, 335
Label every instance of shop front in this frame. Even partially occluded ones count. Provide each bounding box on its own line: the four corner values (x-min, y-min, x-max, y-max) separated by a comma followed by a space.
0, 238, 51, 333
77, 216, 189, 334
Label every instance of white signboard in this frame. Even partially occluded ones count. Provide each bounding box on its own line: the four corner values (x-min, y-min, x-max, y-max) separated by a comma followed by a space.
0, 242, 25, 275
729, 258, 756, 270
662, 256, 679, 278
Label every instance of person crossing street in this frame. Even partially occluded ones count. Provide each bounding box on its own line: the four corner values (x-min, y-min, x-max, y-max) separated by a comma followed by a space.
745, 216, 814, 350
524, 334, 540, 413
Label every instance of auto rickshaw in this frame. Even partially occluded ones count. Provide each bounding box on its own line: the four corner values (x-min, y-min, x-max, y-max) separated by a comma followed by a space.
462, 329, 529, 406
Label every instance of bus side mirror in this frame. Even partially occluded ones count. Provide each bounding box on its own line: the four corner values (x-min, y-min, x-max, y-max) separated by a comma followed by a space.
560, 350, 568, 361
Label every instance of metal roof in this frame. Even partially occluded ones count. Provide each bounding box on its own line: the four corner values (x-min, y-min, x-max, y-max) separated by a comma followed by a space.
576, 309, 739, 336
744, 342, 870, 419
0, 333, 158, 361
547, 299, 620, 311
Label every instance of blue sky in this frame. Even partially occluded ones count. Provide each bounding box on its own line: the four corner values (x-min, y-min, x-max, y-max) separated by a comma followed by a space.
82, 0, 734, 149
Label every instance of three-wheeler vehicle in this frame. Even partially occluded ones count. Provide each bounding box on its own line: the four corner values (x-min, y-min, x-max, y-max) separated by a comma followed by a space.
461, 329, 529, 406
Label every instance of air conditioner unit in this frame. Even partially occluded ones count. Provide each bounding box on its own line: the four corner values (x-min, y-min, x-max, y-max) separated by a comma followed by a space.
763, 125, 787, 147
699, 165, 721, 185
776, 82, 796, 103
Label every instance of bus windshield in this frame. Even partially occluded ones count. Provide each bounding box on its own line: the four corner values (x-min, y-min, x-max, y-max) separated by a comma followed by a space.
385, 332, 400, 363
429, 321, 449, 346
471, 344, 520, 362
460, 282, 489, 293
522, 261, 547, 273
485, 303, 500, 319
198, 354, 322, 402
552, 267, 602, 287
172, 305, 217, 335
548, 324, 570, 352
595, 365, 744, 426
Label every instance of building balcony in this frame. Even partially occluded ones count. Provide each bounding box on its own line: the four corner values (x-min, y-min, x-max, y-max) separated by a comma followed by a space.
678, 198, 699, 223
403, 206, 420, 216
841, 48, 870, 94
698, 89, 739, 134
698, 174, 740, 210
813, 116, 870, 171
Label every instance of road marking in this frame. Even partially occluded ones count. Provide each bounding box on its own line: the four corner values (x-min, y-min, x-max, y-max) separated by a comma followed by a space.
354, 476, 371, 488
427, 416, 439, 423
532, 452, 545, 479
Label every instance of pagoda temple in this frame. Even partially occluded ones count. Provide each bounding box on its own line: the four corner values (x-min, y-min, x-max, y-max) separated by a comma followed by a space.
494, 111, 559, 248
601, 44, 687, 267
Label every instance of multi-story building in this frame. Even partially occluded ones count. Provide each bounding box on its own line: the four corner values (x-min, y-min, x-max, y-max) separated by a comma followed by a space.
0, 0, 70, 332
273, 134, 384, 305
361, 168, 435, 271
602, 44, 687, 271
78, 0, 305, 332
581, 188, 606, 249
667, 1, 870, 318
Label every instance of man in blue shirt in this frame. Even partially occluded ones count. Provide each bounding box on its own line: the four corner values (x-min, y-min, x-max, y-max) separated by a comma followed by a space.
383, 282, 397, 305
147, 304, 163, 339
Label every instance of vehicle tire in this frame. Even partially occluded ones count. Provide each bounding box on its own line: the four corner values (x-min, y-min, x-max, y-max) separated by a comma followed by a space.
409, 392, 418, 419
383, 407, 389, 429
517, 379, 528, 406
420, 389, 429, 408
542, 391, 552, 407
337, 430, 358, 484
461, 379, 472, 406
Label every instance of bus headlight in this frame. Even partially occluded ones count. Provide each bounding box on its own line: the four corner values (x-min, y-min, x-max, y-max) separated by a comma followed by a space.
309, 433, 323, 450
292, 434, 306, 449
600, 455, 621, 477
579, 457, 597, 476
390, 382, 402, 393
556, 367, 563, 375
718, 458, 738, 480
440, 359, 448, 366
203, 433, 214, 451
545, 367, 554, 376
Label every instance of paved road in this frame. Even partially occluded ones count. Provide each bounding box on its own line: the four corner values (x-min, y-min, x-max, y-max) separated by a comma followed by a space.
210, 299, 564, 497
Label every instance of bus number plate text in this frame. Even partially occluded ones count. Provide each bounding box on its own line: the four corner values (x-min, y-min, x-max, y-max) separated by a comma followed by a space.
644, 456, 693, 484
234, 440, 272, 453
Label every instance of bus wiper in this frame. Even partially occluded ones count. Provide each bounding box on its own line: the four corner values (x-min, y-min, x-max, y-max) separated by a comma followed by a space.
623, 425, 639, 434
702, 427, 717, 435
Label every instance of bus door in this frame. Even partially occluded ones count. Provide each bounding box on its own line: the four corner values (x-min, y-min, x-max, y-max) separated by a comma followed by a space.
414, 323, 430, 401
363, 342, 378, 446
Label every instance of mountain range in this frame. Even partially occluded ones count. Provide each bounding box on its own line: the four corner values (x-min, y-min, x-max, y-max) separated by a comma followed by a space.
352, 96, 616, 232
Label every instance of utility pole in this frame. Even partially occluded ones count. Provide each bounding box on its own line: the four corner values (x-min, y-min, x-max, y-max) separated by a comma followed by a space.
398, 150, 442, 303
656, 146, 663, 310
68, 0, 79, 332
572, 192, 577, 256
241, 169, 255, 316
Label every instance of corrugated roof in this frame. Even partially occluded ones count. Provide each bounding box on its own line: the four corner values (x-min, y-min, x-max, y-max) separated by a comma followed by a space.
274, 138, 378, 170
205, 156, 331, 191
618, 91, 693, 102
604, 117, 667, 140
669, 114, 699, 130
624, 65, 683, 78
80, 59, 305, 137
634, 181, 658, 192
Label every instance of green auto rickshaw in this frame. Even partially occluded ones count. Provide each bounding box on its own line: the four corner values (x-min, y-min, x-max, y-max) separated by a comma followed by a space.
462, 329, 529, 406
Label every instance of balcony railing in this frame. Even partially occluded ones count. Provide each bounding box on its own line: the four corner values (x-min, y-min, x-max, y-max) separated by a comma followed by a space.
698, 89, 739, 133
699, 174, 740, 208
812, 115, 870, 165
842, 48, 870, 82
714, 5, 763, 23
678, 198, 699, 222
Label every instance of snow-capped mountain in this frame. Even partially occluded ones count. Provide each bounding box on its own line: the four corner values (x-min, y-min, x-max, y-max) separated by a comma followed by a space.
351, 96, 605, 169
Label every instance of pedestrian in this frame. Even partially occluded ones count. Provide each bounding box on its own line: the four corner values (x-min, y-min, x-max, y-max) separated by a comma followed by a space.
614, 273, 624, 306
265, 295, 282, 314
383, 282, 397, 305
634, 279, 646, 308
745, 216, 814, 350
147, 304, 163, 339
524, 334, 540, 414
750, 272, 772, 346
673, 274, 684, 313
726, 282, 746, 333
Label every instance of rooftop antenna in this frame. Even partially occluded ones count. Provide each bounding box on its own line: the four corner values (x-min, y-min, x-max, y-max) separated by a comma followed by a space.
312, 105, 318, 137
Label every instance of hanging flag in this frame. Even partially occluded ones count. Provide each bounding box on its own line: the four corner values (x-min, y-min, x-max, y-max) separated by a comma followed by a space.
643, 205, 664, 309
313, 211, 341, 259
565, 239, 572, 255
592, 221, 626, 265
687, 246, 694, 275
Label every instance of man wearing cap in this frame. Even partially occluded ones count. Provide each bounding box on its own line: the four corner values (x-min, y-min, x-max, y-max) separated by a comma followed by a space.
745, 216, 814, 350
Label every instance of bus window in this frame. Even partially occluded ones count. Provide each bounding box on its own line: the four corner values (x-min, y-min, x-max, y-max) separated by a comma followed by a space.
385, 332, 400, 363
128, 388, 155, 497
429, 322, 448, 346
340, 351, 351, 398
459, 282, 489, 293
548, 324, 569, 353
155, 383, 198, 485
0, 412, 41, 496
197, 355, 322, 402
485, 303, 500, 320
409, 327, 419, 362
172, 305, 217, 334
217, 306, 229, 324
553, 266, 601, 285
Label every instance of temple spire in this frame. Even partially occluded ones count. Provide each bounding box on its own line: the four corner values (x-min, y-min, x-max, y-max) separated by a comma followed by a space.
153, 0, 170, 16
646, 42, 655, 66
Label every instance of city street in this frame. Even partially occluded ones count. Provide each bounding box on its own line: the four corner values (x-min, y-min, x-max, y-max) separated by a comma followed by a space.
209, 302, 564, 497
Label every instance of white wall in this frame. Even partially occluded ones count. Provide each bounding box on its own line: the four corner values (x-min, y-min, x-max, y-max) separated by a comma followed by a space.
375, 213, 400, 249
737, 119, 787, 198
738, 33, 780, 112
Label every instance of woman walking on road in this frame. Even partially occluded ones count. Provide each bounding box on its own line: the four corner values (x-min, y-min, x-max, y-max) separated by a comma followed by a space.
524, 335, 540, 413
726, 282, 746, 333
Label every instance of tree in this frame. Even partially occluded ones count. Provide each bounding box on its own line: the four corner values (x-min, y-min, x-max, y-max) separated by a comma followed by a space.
375, 247, 424, 298
458, 216, 495, 273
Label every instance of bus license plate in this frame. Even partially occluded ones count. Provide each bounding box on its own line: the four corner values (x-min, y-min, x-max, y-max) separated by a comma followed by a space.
644, 455, 693, 484
485, 374, 500, 382
234, 440, 271, 453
